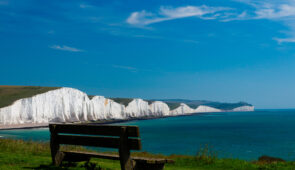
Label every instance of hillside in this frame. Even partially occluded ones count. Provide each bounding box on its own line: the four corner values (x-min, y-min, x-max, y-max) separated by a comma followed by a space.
157, 99, 253, 110
0, 86, 59, 108
0, 86, 252, 111
109, 98, 253, 111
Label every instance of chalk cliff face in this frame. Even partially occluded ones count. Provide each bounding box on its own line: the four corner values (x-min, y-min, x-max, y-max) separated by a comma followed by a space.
125, 99, 150, 117
195, 105, 222, 113
232, 106, 255, 112
170, 103, 195, 115
0, 88, 88, 124
0, 87, 254, 125
149, 101, 170, 117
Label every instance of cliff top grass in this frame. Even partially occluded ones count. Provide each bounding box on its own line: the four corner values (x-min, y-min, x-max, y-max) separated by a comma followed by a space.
0, 138, 294, 170
110, 98, 133, 107
0, 85, 59, 108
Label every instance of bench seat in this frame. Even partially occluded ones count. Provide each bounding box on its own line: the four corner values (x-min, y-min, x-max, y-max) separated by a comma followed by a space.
49, 124, 174, 170
62, 150, 174, 163
61, 151, 174, 170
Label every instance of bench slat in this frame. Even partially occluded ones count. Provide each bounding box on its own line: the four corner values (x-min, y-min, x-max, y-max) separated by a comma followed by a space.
63, 151, 120, 160
62, 151, 175, 163
59, 135, 142, 150
49, 124, 139, 137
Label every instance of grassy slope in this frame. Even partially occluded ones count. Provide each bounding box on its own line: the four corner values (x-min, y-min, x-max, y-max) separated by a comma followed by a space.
0, 85, 59, 108
110, 98, 133, 107
0, 138, 294, 170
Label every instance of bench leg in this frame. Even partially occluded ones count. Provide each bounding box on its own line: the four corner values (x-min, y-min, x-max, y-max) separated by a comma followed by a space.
50, 125, 63, 166
54, 151, 65, 166
119, 127, 134, 170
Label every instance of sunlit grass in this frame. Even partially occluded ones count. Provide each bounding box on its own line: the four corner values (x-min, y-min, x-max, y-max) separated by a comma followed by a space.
0, 85, 59, 108
0, 138, 294, 170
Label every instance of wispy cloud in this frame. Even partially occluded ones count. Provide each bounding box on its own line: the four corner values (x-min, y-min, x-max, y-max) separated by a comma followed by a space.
112, 65, 138, 72
50, 45, 83, 52
221, 11, 248, 22
126, 2, 295, 44
126, 5, 232, 26
235, 0, 295, 43
254, 3, 295, 19
274, 37, 295, 44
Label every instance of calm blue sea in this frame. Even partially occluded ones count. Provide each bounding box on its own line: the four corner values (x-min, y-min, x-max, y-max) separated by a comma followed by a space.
1, 109, 295, 161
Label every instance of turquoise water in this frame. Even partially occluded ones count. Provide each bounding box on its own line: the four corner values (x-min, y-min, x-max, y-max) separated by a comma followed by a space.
1, 109, 295, 161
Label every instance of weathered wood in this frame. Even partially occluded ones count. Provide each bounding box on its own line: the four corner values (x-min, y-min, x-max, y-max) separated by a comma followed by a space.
49, 124, 139, 137
49, 124, 61, 166
62, 151, 120, 160
62, 151, 171, 170
62, 151, 175, 163
54, 151, 66, 166
119, 127, 134, 170
49, 123, 173, 170
58, 135, 141, 150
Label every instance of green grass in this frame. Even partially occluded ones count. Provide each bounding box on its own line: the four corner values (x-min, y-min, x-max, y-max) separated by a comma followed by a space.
110, 98, 133, 107
0, 138, 295, 170
0, 85, 59, 108
166, 102, 181, 110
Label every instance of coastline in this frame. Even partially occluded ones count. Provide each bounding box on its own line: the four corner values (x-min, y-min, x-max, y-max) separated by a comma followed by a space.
0, 123, 49, 130
0, 112, 217, 130
0, 110, 255, 130
2, 109, 293, 161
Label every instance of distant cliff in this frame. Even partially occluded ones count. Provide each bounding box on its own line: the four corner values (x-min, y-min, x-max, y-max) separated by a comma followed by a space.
155, 99, 253, 111
0, 87, 254, 125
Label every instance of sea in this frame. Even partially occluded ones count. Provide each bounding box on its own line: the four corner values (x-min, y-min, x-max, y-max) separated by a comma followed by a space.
1, 109, 295, 161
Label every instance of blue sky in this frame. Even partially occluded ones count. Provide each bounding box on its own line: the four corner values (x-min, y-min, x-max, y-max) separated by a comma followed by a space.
1, 0, 295, 108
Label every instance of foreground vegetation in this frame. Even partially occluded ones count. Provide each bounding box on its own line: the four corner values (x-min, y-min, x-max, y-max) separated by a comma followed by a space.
0, 85, 59, 108
0, 139, 294, 170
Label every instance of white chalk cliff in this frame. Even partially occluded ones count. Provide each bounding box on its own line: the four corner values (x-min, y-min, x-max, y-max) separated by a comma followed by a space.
232, 106, 255, 112
149, 101, 170, 117
195, 105, 222, 113
0, 87, 254, 125
170, 103, 195, 115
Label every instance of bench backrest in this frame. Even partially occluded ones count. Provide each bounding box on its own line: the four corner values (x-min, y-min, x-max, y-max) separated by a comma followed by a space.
49, 123, 141, 150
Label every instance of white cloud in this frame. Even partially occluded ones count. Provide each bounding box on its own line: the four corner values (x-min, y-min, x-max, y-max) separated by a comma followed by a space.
274, 37, 295, 44
126, 2, 295, 43
235, 0, 295, 44
50, 45, 83, 52
254, 4, 295, 19
126, 10, 157, 26
126, 5, 232, 26
221, 11, 248, 22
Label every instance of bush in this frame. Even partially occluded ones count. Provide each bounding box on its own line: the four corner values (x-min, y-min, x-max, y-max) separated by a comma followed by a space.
195, 144, 217, 164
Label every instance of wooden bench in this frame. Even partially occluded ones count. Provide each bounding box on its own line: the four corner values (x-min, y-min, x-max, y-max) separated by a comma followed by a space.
49, 123, 174, 170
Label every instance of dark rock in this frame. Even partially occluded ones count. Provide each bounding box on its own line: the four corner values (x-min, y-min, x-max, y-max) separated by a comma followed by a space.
258, 155, 285, 163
